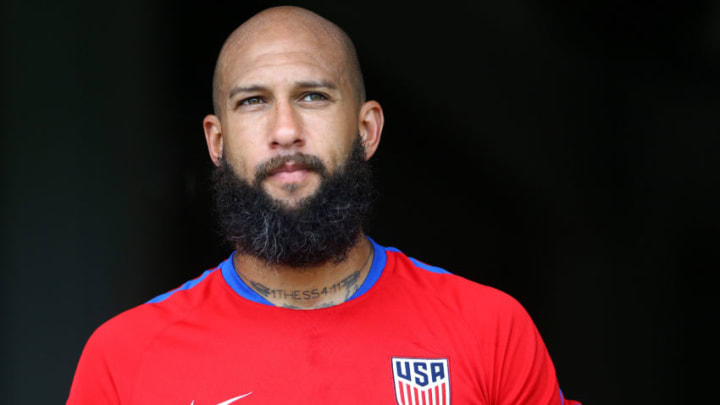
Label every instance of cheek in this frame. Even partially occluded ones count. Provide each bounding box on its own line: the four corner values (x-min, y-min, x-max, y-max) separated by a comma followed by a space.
322, 141, 354, 174
223, 126, 263, 179
222, 148, 255, 182
226, 160, 246, 183
309, 118, 358, 168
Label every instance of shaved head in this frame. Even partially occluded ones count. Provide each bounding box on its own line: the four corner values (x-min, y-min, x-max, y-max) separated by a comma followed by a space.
211, 6, 365, 117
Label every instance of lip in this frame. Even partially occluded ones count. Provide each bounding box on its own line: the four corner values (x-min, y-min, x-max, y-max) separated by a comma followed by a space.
269, 162, 308, 175
268, 162, 311, 183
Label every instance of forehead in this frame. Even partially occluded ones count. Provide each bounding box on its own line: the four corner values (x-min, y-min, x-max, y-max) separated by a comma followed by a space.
221, 32, 348, 89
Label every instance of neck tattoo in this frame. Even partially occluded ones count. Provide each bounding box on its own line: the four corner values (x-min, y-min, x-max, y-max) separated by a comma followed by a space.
245, 243, 374, 309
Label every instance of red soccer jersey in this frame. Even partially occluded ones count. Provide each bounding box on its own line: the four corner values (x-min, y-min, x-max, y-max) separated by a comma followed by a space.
68, 238, 580, 405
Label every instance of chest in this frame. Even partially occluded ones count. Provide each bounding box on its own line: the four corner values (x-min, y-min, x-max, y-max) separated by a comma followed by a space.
130, 306, 491, 405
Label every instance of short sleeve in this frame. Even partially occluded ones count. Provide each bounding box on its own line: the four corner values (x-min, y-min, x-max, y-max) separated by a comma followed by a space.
490, 297, 565, 405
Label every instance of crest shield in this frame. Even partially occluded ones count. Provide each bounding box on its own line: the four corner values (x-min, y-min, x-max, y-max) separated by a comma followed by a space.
391, 357, 450, 405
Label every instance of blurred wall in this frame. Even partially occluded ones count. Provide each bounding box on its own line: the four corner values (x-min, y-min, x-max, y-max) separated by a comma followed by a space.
2, 0, 718, 403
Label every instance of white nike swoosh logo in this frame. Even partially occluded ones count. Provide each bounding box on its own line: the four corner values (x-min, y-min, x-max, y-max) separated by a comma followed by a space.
217, 392, 253, 405
190, 391, 253, 405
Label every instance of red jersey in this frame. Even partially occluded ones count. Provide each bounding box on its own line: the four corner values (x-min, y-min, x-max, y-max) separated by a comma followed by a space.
68, 238, 580, 405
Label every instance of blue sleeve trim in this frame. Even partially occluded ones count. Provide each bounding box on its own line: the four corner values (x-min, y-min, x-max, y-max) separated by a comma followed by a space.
146, 268, 217, 304
386, 246, 452, 275
408, 257, 452, 274
560, 388, 565, 405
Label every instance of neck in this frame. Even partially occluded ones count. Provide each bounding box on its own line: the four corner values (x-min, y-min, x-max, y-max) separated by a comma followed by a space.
232, 235, 374, 309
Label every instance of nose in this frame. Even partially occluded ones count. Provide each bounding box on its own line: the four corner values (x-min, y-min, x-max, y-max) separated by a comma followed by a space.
269, 100, 305, 150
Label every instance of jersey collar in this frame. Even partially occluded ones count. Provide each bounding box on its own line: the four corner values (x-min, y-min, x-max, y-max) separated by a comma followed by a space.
220, 237, 387, 307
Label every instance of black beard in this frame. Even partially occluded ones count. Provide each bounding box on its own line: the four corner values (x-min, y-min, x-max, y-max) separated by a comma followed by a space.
211, 137, 375, 268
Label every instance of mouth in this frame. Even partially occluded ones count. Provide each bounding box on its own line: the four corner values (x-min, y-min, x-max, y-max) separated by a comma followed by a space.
268, 161, 311, 175
266, 161, 313, 183
255, 153, 327, 187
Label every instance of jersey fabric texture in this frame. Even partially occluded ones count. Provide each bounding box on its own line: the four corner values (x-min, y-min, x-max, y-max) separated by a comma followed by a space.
68, 238, 580, 405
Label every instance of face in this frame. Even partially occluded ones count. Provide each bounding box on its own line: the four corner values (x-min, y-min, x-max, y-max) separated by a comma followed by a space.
210, 31, 363, 208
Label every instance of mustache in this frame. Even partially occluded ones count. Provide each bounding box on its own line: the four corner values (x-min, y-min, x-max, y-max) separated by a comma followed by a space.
253, 153, 328, 184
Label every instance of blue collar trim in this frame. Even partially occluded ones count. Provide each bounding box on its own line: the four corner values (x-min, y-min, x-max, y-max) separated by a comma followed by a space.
220, 237, 387, 307
220, 253, 274, 306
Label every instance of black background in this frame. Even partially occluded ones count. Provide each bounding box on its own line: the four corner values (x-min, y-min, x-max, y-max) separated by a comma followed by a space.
2, 0, 718, 403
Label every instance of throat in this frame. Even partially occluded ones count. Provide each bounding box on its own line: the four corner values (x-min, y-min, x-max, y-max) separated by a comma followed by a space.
234, 237, 374, 310
254, 271, 362, 309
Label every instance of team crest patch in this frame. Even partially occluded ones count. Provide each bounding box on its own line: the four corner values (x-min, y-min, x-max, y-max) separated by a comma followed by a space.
392, 357, 450, 405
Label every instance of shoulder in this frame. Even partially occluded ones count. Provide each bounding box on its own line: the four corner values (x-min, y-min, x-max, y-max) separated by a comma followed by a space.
68, 266, 226, 402
89, 266, 224, 353
384, 246, 534, 330
386, 247, 518, 302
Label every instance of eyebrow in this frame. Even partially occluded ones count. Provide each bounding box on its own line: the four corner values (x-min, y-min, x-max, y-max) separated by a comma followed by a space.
227, 80, 338, 100
228, 85, 267, 100
296, 80, 337, 90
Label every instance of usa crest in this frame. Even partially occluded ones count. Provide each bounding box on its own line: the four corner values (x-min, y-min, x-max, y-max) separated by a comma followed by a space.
392, 357, 450, 405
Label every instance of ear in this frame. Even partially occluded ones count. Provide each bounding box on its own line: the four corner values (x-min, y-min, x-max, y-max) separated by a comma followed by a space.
203, 114, 223, 166
357, 100, 384, 160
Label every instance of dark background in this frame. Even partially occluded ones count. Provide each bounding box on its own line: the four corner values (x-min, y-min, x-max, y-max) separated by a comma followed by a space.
2, 0, 717, 403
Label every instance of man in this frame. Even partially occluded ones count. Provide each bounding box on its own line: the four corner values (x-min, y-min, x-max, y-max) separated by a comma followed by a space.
68, 6, 580, 404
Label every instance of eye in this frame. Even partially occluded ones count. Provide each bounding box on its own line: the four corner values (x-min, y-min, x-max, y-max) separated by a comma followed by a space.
240, 96, 265, 106
301, 93, 328, 102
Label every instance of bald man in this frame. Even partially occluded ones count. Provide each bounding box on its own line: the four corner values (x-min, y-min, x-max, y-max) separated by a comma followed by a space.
68, 7, 580, 405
